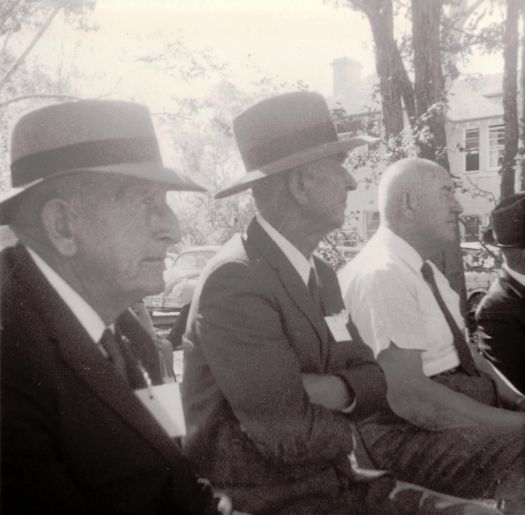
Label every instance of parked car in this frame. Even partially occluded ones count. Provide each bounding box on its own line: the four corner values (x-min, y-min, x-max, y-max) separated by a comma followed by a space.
163, 251, 178, 270
336, 246, 362, 262
461, 241, 501, 326
144, 245, 220, 314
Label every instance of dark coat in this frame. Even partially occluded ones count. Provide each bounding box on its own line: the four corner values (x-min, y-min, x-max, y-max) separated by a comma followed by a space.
0, 245, 217, 515
476, 269, 525, 394
182, 219, 389, 514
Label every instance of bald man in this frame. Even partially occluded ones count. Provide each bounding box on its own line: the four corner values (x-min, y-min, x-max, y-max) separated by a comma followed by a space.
339, 158, 525, 512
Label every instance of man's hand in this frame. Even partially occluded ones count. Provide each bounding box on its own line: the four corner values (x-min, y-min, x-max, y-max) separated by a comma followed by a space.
301, 373, 352, 411
213, 490, 232, 515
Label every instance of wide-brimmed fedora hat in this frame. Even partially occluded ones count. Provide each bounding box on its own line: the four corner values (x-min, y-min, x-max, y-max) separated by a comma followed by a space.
483, 192, 525, 248
215, 91, 376, 199
0, 99, 206, 224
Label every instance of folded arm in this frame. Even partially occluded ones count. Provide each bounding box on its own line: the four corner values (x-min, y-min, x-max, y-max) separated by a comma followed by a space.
301, 330, 389, 416
195, 263, 359, 465
378, 342, 525, 434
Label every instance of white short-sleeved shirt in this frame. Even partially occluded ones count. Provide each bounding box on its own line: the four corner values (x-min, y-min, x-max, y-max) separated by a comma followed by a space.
338, 227, 461, 377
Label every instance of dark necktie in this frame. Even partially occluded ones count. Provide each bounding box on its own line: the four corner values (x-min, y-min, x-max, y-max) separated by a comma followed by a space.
420, 261, 478, 376
99, 328, 130, 382
308, 267, 322, 310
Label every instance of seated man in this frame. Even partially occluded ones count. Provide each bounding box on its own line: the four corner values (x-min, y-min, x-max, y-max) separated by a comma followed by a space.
182, 92, 501, 515
0, 100, 230, 514
476, 193, 525, 394
339, 157, 525, 513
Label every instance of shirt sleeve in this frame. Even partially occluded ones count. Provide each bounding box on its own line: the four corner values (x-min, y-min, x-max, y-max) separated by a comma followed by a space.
343, 265, 429, 356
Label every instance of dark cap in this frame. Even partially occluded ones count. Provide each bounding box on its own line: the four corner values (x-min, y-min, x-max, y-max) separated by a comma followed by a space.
483, 192, 525, 248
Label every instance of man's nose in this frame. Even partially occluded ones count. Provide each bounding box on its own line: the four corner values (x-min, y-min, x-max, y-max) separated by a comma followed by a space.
344, 169, 357, 191
154, 204, 181, 245
452, 197, 463, 214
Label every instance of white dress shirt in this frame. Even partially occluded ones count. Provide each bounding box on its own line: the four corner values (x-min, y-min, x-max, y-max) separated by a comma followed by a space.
256, 214, 315, 284
339, 226, 461, 377
26, 246, 106, 344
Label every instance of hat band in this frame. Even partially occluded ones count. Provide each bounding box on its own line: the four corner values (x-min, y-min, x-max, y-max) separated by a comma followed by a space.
242, 121, 337, 171
11, 136, 162, 187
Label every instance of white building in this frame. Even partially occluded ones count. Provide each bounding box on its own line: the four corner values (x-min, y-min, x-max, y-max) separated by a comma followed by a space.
328, 57, 521, 244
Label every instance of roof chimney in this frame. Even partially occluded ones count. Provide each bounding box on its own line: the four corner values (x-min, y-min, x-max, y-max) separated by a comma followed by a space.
331, 57, 362, 97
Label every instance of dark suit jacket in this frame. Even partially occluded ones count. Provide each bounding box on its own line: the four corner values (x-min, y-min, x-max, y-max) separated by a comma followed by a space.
0, 245, 217, 515
476, 269, 525, 394
182, 219, 389, 514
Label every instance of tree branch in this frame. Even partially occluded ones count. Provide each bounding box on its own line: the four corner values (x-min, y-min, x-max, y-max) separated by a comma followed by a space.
0, 93, 78, 108
0, 4, 62, 92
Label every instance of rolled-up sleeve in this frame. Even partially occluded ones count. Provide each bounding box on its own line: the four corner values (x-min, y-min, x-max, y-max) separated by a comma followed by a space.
342, 266, 428, 357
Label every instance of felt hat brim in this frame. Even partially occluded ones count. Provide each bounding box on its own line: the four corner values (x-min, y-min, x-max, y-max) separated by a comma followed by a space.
215, 135, 375, 199
0, 162, 206, 225
482, 226, 524, 248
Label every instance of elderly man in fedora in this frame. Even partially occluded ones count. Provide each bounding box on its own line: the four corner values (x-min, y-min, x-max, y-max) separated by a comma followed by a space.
181, 92, 501, 515
476, 193, 525, 394
0, 100, 232, 514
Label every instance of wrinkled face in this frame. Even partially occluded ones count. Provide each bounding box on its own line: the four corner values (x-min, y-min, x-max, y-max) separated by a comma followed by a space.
417, 167, 463, 244
74, 176, 180, 302
301, 156, 356, 234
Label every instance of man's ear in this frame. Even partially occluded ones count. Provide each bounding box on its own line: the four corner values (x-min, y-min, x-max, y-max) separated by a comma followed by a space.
287, 168, 309, 206
400, 191, 415, 220
40, 199, 80, 257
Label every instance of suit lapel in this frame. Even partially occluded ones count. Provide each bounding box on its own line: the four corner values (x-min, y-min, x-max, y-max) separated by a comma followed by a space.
245, 219, 329, 343
12, 246, 182, 463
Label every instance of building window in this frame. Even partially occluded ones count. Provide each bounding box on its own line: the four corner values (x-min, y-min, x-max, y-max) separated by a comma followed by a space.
460, 215, 481, 242
488, 124, 504, 169
464, 128, 479, 172
364, 211, 380, 240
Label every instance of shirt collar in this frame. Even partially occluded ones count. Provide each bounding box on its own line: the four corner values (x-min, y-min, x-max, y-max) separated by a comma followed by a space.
376, 226, 424, 272
26, 246, 107, 343
503, 264, 525, 287
256, 214, 314, 285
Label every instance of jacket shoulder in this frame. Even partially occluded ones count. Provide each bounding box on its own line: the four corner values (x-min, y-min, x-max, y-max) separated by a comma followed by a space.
476, 275, 523, 319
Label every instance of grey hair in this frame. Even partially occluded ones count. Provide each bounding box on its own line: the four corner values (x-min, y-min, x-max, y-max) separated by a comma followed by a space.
251, 170, 293, 221
8, 172, 123, 243
378, 157, 444, 225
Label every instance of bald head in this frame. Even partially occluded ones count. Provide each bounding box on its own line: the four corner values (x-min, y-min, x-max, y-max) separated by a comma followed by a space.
378, 158, 447, 225
377, 158, 463, 254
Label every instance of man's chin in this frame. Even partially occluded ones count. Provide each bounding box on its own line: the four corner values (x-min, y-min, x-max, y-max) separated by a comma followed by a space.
134, 275, 165, 299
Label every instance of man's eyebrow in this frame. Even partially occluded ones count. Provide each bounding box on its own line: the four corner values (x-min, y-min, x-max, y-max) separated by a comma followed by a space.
441, 185, 454, 192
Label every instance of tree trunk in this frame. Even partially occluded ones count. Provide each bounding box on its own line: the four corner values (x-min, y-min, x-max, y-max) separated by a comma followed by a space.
361, 0, 404, 139
500, 0, 520, 199
348, 0, 416, 137
412, 0, 466, 308
412, 0, 449, 169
